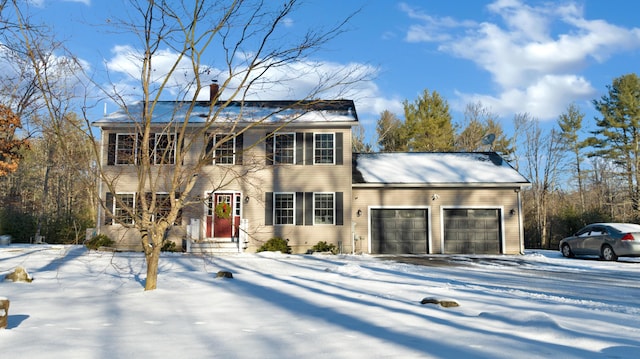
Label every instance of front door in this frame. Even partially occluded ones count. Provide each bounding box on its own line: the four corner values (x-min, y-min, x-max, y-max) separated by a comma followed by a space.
206, 193, 234, 239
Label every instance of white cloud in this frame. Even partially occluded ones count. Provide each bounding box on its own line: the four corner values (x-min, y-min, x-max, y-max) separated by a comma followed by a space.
404, 0, 640, 120
103, 45, 382, 113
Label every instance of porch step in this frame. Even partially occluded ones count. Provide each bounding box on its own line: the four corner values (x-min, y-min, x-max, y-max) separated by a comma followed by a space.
189, 241, 241, 254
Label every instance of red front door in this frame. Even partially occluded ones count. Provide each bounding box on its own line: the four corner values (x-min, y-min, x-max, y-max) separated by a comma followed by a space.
206, 193, 233, 238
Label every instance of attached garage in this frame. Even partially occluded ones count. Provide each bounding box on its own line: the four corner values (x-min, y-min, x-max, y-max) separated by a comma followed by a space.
370, 208, 428, 254
352, 152, 530, 255
443, 208, 501, 254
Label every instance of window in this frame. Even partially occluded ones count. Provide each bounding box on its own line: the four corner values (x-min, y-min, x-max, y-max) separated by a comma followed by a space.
314, 133, 334, 164
274, 193, 295, 225
214, 134, 235, 164
116, 134, 136, 165
113, 193, 135, 225
152, 133, 175, 165
274, 133, 295, 164
314, 193, 334, 225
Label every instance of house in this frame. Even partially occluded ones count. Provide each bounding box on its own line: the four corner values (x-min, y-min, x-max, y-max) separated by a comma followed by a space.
92, 91, 530, 255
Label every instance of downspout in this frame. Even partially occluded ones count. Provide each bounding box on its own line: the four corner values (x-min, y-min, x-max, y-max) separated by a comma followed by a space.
96, 128, 104, 236
517, 187, 524, 254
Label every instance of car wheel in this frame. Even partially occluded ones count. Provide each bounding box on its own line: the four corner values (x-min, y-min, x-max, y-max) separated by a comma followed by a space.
601, 245, 618, 261
561, 244, 574, 258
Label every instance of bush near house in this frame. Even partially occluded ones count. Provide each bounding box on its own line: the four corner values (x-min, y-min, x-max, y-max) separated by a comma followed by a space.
85, 234, 114, 250
310, 241, 338, 254
256, 237, 291, 254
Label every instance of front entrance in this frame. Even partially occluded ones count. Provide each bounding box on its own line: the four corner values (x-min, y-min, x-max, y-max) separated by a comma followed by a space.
205, 192, 241, 239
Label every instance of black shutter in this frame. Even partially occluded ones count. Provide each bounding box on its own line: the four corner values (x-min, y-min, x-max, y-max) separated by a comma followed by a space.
204, 133, 214, 164
265, 192, 273, 225
104, 192, 113, 225
235, 133, 243, 165
107, 133, 116, 165
335, 132, 343, 165
335, 192, 344, 226
305, 192, 313, 226
265, 133, 274, 165
296, 192, 305, 226
295, 133, 304, 165
305, 133, 314, 165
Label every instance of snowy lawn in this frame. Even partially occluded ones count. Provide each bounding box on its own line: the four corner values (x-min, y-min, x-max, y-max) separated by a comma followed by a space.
1, 245, 640, 358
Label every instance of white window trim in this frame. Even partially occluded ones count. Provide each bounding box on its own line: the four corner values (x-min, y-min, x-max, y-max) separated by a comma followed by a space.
112, 192, 136, 225
313, 132, 335, 165
274, 192, 296, 225
313, 192, 335, 225
115, 133, 137, 165
153, 133, 176, 165
273, 132, 296, 165
213, 133, 235, 165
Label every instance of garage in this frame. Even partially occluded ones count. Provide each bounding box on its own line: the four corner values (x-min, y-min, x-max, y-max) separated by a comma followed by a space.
443, 208, 501, 254
370, 208, 428, 254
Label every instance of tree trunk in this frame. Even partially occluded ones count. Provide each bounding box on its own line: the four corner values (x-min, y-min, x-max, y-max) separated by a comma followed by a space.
144, 231, 163, 291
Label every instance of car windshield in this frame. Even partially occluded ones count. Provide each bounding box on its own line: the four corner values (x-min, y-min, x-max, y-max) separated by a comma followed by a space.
606, 223, 640, 233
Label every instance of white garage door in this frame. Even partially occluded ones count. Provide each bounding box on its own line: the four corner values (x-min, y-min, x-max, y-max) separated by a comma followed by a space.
443, 209, 501, 254
370, 209, 428, 254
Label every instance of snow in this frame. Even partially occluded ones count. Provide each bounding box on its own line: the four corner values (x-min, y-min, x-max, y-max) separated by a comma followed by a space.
354, 152, 529, 184
2, 245, 640, 358
93, 101, 358, 125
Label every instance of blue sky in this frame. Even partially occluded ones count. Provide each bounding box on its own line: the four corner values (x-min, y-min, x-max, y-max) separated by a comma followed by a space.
23, 0, 640, 143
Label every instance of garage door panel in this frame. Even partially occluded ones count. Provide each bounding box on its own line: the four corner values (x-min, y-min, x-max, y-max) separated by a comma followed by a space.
443, 209, 501, 254
371, 209, 428, 254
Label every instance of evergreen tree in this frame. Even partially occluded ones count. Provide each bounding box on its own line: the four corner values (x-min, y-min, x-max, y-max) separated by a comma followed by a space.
589, 73, 640, 212
558, 103, 586, 210
402, 89, 454, 152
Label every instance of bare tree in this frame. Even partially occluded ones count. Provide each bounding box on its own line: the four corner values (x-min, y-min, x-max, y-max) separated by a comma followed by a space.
67, 0, 364, 290
516, 113, 565, 248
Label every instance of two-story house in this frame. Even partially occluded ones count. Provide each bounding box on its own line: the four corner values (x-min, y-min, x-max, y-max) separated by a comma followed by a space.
92, 89, 530, 255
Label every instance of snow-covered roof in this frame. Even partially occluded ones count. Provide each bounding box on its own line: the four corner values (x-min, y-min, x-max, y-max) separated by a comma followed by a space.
353, 152, 529, 186
93, 100, 358, 126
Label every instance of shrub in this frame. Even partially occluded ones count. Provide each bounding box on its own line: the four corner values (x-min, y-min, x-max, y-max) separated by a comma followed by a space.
311, 241, 338, 254
161, 240, 179, 252
256, 237, 291, 254
85, 234, 114, 250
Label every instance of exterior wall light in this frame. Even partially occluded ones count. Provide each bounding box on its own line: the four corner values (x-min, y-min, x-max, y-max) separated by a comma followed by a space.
356, 209, 362, 217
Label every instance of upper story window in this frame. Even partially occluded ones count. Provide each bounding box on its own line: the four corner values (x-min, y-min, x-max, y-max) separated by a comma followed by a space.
115, 134, 137, 165
152, 133, 175, 165
109, 132, 176, 165
214, 134, 235, 165
274, 133, 295, 164
314, 133, 335, 164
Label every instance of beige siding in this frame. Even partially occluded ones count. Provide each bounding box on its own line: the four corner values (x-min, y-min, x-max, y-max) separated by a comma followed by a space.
98, 125, 353, 254
352, 187, 524, 255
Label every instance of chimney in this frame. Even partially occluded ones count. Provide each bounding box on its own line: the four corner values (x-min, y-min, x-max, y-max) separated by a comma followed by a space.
209, 81, 219, 105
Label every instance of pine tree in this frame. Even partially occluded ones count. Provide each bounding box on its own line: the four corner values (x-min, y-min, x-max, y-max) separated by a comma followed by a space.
402, 89, 454, 152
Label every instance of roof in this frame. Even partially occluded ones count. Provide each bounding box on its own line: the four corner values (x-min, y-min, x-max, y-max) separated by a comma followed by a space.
352, 152, 530, 186
93, 100, 358, 126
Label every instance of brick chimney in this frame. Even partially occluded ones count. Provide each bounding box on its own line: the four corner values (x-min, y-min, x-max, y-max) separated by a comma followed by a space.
209, 82, 219, 105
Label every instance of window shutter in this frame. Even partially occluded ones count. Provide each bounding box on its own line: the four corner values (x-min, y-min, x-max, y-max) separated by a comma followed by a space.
265, 192, 273, 225
305, 192, 313, 226
295, 133, 304, 165
335, 192, 344, 226
235, 133, 243, 165
305, 133, 313, 165
335, 132, 343, 165
265, 133, 274, 165
107, 133, 116, 165
296, 192, 305, 226
104, 192, 113, 225
204, 133, 214, 164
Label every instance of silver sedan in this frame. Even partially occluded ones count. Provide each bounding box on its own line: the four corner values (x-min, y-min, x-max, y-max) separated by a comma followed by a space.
559, 223, 640, 261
